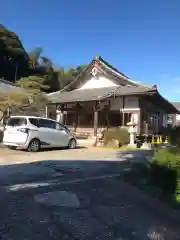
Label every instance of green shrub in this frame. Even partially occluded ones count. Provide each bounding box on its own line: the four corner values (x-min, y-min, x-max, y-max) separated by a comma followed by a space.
167, 126, 180, 147
152, 148, 180, 169
151, 148, 180, 199
104, 127, 129, 147
151, 163, 177, 195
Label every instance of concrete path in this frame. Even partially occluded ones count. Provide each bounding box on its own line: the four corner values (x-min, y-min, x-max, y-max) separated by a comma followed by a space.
0, 148, 179, 239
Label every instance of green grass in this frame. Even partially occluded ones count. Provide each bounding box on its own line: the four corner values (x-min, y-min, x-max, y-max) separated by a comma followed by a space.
120, 162, 180, 210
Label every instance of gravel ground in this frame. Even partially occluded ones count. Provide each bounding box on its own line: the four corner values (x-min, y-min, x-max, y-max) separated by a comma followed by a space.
0, 146, 151, 163
0, 147, 179, 239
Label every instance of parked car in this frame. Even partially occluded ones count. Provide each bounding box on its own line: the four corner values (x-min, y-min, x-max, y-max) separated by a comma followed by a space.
3, 116, 77, 152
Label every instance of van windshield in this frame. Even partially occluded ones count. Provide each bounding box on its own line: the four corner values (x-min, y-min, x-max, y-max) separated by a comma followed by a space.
7, 117, 27, 127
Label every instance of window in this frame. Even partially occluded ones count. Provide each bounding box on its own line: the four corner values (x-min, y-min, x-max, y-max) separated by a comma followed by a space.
29, 118, 39, 127
55, 122, 70, 133
108, 111, 122, 127
55, 123, 64, 130
39, 119, 56, 129
124, 113, 132, 125
7, 117, 27, 127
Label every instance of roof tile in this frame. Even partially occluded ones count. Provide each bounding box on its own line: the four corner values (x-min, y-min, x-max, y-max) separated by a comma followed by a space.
47, 85, 156, 104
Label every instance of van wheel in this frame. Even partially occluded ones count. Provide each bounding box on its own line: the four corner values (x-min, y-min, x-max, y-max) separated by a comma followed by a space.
28, 139, 40, 152
68, 138, 77, 149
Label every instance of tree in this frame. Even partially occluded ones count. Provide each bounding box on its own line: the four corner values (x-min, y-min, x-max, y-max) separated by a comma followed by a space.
28, 47, 52, 70
28, 47, 42, 69
16, 76, 50, 92
0, 91, 48, 117
27, 49, 61, 93
53, 67, 72, 90
0, 24, 88, 93
0, 76, 49, 121
15, 76, 49, 114
76, 64, 88, 74
53, 64, 88, 90
0, 24, 30, 82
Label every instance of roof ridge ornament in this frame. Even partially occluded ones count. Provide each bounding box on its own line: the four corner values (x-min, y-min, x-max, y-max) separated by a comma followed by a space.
91, 67, 98, 77
94, 55, 100, 60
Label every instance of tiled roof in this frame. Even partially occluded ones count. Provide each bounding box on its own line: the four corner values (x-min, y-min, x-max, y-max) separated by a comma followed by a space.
59, 56, 154, 92
47, 85, 156, 104
171, 102, 180, 111
0, 79, 23, 93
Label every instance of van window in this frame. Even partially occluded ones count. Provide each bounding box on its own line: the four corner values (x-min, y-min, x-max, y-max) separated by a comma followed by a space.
7, 117, 27, 127
55, 122, 65, 130
39, 119, 56, 129
29, 118, 39, 127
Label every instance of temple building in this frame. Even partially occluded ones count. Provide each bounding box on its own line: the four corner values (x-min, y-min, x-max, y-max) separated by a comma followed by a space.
47, 56, 178, 137
168, 102, 180, 126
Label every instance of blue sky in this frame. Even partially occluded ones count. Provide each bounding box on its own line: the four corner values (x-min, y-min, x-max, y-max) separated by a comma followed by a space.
1, 0, 180, 100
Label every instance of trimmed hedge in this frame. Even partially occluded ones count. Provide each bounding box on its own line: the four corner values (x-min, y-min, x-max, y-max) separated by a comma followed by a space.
104, 127, 129, 147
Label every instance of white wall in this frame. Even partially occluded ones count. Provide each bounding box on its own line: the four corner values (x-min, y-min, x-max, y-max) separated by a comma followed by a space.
176, 114, 180, 121
79, 76, 118, 89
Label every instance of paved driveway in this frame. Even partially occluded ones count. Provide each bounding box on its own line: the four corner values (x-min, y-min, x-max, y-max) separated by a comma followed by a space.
0, 147, 179, 239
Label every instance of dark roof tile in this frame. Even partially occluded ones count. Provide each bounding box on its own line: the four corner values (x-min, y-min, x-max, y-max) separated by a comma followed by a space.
171, 102, 180, 111
47, 86, 156, 104
60, 56, 154, 92
0, 79, 23, 93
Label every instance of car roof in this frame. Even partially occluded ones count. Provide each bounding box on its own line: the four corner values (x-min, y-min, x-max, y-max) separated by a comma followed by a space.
9, 116, 57, 122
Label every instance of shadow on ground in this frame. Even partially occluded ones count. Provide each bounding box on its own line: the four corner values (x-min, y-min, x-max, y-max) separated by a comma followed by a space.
0, 154, 180, 239
17, 146, 87, 153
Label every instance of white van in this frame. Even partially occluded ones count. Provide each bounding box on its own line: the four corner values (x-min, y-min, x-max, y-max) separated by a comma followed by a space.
3, 116, 77, 152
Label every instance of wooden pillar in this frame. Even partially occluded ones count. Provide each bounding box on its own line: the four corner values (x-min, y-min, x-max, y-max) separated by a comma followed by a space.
74, 103, 81, 133
93, 102, 99, 136
145, 122, 148, 135
74, 115, 78, 133
94, 111, 98, 136
137, 98, 142, 135
122, 113, 125, 126
138, 97, 147, 135
106, 100, 110, 131
122, 96, 125, 126
137, 110, 141, 135
64, 104, 68, 125
156, 112, 160, 133
171, 114, 176, 127
45, 105, 48, 118
64, 111, 67, 125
